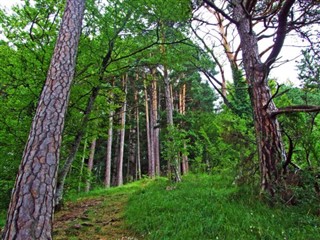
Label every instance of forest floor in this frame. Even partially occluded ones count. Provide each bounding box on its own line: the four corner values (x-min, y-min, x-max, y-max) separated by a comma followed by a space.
53, 174, 320, 240
53, 184, 144, 240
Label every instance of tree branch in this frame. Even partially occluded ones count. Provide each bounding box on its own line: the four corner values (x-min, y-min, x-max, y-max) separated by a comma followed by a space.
265, 0, 295, 68
271, 105, 320, 117
202, 0, 238, 24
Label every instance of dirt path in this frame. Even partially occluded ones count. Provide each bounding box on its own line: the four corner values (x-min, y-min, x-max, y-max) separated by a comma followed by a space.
53, 192, 141, 240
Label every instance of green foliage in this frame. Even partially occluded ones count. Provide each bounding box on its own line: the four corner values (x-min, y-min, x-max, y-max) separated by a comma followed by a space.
272, 83, 320, 169
185, 109, 256, 182
126, 174, 320, 240
162, 125, 188, 169
228, 66, 252, 117
297, 45, 320, 90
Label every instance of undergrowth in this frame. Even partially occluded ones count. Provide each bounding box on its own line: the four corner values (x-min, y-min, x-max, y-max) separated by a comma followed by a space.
125, 174, 320, 240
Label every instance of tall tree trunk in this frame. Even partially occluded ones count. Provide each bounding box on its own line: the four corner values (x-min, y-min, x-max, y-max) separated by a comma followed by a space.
144, 79, 155, 178
180, 83, 189, 174
233, 1, 287, 196
150, 69, 160, 176
78, 136, 88, 192
116, 75, 127, 186
55, 86, 99, 206
85, 138, 96, 192
2, 0, 85, 239
135, 75, 142, 180
104, 109, 114, 188
127, 124, 136, 182
163, 65, 181, 182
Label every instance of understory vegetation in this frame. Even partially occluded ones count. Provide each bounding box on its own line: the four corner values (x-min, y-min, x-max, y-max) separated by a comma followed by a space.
7, 173, 318, 239
126, 174, 320, 240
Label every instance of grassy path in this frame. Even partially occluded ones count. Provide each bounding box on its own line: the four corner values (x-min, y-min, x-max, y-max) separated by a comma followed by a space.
53, 185, 143, 240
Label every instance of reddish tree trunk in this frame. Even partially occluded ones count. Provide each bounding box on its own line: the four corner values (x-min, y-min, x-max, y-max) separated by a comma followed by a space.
2, 0, 85, 239
180, 83, 189, 174
233, 1, 287, 195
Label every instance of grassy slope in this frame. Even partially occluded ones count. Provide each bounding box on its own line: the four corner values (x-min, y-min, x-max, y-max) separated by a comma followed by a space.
126, 174, 320, 240
1, 174, 319, 239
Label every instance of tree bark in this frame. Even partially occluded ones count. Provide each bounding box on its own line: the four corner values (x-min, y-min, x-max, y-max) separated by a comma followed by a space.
163, 65, 181, 182
144, 79, 155, 178
78, 136, 88, 192
104, 109, 114, 188
180, 83, 189, 174
150, 69, 160, 176
85, 138, 96, 192
135, 75, 142, 180
2, 0, 85, 239
116, 75, 127, 186
233, 1, 287, 196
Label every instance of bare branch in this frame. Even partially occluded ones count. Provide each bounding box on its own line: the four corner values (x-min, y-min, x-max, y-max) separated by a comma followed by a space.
265, 0, 295, 68
271, 105, 320, 117
202, 0, 238, 24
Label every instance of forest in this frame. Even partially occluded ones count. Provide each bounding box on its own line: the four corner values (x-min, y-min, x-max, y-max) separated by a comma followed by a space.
0, 0, 319, 239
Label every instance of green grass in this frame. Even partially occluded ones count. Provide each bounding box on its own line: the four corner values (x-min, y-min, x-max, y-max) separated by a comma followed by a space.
0, 211, 6, 227
125, 174, 320, 240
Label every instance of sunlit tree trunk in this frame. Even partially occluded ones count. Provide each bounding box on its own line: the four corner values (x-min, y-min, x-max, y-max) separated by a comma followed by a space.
2, 0, 85, 239
180, 83, 189, 174
85, 138, 96, 192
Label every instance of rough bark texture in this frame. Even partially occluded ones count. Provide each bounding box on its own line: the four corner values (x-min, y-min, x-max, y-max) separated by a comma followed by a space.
2, 0, 85, 239
233, 1, 286, 195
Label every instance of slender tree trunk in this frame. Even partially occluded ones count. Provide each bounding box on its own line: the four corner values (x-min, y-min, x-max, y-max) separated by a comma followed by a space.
127, 124, 136, 182
55, 86, 99, 206
78, 136, 88, 192
144, 79, 154, 178
85, 138, 96, 192
116, 75, 127, 186
135, 76, 141, 180
104, 110, 114, 188
233, 1, 286, 196
150, 69, 160, 176
112, 122, 121, 186
180, 83, 189, 174
2, 0, 85, 239
148, 82, 156, 178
